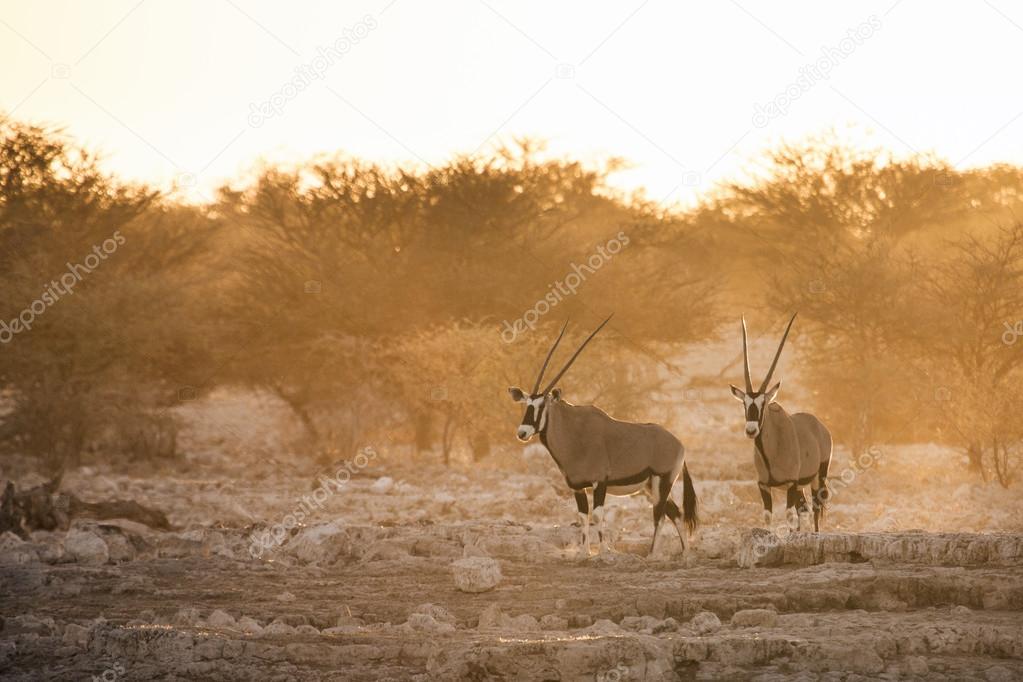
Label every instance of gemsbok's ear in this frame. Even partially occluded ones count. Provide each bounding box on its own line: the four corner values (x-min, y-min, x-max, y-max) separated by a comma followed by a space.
765, 382, 781, 404
729, 384, 746, 401
508, 387, 526, 402
550, 387, 562, 401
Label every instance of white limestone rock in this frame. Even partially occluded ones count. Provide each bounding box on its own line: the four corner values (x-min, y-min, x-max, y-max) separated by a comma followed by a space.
412, 603, 457, 626
64, 529, 109, 565
690, 611, 722, 635
206, 609, 236, 629
451, 556, 501, 593
237, 616, 263, 635
731, 608, 778, 628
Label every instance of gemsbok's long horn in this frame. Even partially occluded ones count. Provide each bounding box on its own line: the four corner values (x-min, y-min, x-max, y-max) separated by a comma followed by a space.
541, 314, 613, 395
533, 320, 569, 394
759, 313, 797, 392
741, 316, 753, 393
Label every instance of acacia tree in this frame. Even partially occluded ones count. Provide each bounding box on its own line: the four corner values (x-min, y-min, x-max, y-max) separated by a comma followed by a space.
220, 143, 721, 462
710, 139, 958, 451
913, 223, 1023, 484
0, 123, 216, 471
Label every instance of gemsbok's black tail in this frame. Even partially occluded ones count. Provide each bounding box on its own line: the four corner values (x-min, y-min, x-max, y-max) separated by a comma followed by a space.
682, 463, 698, 533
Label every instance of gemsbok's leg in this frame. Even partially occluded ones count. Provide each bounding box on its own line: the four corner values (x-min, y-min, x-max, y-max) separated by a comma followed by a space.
574, 490, 590, 553
758, 482, 773, 526
812, 459, 831, 532
810, 477, 825, 532
663, 498, 687, 552
785, 485, 800, 530
649, 475, 672, 555
795, 487, 811, 531
592, 482, 609, 553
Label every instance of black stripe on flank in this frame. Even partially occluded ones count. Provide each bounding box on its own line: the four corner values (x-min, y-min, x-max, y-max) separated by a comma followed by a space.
762, 474, 816, 488
566, 467, 661, 490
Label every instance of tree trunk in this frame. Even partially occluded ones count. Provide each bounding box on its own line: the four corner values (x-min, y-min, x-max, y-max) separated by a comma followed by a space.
441, 414, 457, 466
413, 410, 433, 456
470, 429, 491, 462
966, 442, 984, 475
993, 441, 1012, 488
271, 384, 320, 442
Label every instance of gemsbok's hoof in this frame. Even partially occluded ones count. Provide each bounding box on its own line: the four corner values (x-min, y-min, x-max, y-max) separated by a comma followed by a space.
786, 508, 799, 531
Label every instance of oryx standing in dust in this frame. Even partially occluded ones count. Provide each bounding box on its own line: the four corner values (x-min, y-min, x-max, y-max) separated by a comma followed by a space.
730, 314, 833, 531
508, 316, 698, 555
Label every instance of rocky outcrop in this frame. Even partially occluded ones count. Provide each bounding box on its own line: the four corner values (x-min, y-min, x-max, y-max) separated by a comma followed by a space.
738, 529, 1023, 568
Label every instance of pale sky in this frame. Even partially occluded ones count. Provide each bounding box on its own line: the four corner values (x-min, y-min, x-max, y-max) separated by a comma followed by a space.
2, 0, 1023, 206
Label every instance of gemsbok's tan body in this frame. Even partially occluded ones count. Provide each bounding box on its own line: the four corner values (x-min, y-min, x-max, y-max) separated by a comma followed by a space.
730, 314, 833, 531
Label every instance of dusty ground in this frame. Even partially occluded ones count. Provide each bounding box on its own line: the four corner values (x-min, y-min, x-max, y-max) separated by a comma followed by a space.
2, 389, 1022, 681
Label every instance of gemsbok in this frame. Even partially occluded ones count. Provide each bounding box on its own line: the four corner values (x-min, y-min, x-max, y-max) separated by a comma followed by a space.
508, 316, 698, 555
729, 314, 833, 532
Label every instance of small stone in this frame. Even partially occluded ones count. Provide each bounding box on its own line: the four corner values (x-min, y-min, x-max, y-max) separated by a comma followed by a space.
237, 616, 263, 635
173, 607, 201, 627
690, 611, 722, 635
0, 532, 38, 564
620, 615, 661, 633
370, 477, 394, 494
736, 527, 783, 568
584, 619, 625, 636
451, 557, 502, 593
64, 529, 109, 565
322, 625, 362, 635
905, 656, 929, 676
206, 610, 236, 629
403, 613, 455, 633
262, 620, 297, 637
985, 666, 1015, 682
730, 609, 777, 628
653, 617, 679, 634
412, 603, 456, 626
506, 614, 538, 631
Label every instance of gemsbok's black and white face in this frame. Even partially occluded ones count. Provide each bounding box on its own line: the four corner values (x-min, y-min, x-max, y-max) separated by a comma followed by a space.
507, 387, 560, 442
730, 313, 796, 439
729, 384, 780, 438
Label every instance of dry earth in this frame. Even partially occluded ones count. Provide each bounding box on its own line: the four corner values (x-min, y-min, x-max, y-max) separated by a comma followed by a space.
2, 389, 1022, 681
